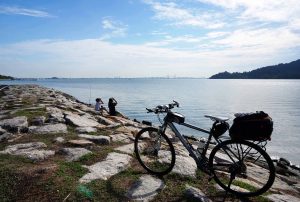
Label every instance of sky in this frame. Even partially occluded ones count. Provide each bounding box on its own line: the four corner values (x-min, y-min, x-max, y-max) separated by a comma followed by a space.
0, 0, 300, 78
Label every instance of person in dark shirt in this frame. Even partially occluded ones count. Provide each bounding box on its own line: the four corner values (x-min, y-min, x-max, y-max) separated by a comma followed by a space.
108, 97, 118, 116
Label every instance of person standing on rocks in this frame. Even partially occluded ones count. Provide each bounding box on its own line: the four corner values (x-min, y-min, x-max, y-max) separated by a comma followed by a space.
108, 97, 118, 116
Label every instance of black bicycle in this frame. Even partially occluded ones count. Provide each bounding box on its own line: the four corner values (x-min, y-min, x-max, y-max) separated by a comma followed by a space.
134, 101, 275, 197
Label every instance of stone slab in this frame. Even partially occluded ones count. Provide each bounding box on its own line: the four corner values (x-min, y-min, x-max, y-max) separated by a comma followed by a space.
79, 152, 132, 183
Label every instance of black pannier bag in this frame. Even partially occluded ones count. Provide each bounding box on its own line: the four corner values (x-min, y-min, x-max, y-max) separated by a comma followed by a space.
229, 111, 273, 141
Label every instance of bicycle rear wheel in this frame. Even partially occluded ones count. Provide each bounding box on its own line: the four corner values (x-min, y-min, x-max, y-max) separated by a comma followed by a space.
209, 140, 275, 197
134, 127, 176, 176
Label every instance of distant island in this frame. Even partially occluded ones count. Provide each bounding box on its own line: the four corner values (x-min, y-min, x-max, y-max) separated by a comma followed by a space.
0, 74, 14, 80
210, 59, 300, 79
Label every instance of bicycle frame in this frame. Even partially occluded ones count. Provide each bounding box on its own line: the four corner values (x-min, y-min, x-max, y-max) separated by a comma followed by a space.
160, 120, 222, 170
137, 103, 276, 197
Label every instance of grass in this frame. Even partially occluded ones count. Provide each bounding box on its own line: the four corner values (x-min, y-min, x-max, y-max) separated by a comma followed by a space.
12, 107, 47, 122
78, 145, 115, 165
43, 161, 89, 201
0, 154, 34, 169
74, 168, 142, 201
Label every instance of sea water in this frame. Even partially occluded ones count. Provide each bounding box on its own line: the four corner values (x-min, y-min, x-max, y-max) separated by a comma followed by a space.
1, 78, 300, 165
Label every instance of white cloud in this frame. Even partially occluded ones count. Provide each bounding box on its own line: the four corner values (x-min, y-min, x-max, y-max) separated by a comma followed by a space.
0, 6, 54, 17
145, 35, 204, 47
143, 0, 225, 29
0, 35, 299, 78
213, 27, 300, 51
101, 17, 128, 39
198, 0, 300, 23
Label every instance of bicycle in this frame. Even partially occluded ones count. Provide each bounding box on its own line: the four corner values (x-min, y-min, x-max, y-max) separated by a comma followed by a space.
134, 101, 275, 197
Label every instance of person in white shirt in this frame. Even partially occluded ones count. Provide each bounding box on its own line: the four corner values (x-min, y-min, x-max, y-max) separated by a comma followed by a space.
95, 98, 107, 114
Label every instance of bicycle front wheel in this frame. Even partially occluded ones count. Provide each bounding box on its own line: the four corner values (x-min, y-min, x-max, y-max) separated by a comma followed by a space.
209, 140, 275, 197
134, 127, 176, 176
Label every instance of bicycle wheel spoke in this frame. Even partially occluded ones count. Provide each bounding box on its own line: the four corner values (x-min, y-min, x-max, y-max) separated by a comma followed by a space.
209, 140, 275, 197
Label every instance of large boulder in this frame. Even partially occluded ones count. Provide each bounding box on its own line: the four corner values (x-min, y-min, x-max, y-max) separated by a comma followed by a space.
78, 134, 110, 145
65, 113, 100, 127
114, 143, 145, 155
0, 142, 55, 162
30, 116, 46, 126
29, 123, 68, 134
0, 116, 28, 133
96, 116, 116, 126
58, 147, 92, 162
46, 107, 65, 123
127, 175, 165, 201
109, 133, 134, 143
116, 126, 140, 136
266, 194, 300, 202
0, 127, 12, 141
172, 155, 197, 178
185, 185, 212, 202
79, 152, 132, 183
75, 127, 97, 133
53, 136, 65, 143
67, 139, 94, 147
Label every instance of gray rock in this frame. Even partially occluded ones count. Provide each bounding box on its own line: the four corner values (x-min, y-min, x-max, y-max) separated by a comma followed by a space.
266, 194, 300, 202
112, 116, 140, 127
0, 132, 12, 141
114, 143, 145, 155
0, 115, 7, 120
30, 116, 46, 126
29, 123, 67, 134
185, 185, 212, 202
116, 126, 140, 136
53, 137, 65, 143
46, 107, 65, 123
96, 116, 116, 126
0, 116, 28, 133
127, 175, 165, 201
0, 142, 55, 161
294, 183, 300, 192
75, 127, 97, 133
110, 133, 134, 143
114, 143, 135, 154
68, 139, 94, 147
214, 184, 249, 193
58, 147, 92, 162
173, 155, 197, 178
0, 126, 6, 135
79, 152, 132, 183
78, 134, 110, 145
65, 113, 100, 127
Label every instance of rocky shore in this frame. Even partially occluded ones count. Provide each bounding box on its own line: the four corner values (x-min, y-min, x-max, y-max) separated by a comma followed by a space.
0, 84, 299, 201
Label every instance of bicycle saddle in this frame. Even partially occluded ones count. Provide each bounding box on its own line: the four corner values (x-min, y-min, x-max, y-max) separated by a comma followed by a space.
204, 115, 229, 122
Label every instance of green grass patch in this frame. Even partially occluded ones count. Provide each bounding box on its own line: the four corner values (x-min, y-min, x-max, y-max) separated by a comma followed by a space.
75, 168, 142, 201
0, 167, 25, 201
78, 145, 114, 165
21, 95, 38, 106
48, 161, 88, 200
0, 154, 33, 169
13, 107, 47, 122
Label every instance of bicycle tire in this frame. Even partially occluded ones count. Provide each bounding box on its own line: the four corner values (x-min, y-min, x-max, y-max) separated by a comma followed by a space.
134, 127, 176, 176
208, 139, 275, 197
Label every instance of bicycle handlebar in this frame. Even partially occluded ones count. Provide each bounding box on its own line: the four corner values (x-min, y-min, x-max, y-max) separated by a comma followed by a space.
146, 100, 179, 114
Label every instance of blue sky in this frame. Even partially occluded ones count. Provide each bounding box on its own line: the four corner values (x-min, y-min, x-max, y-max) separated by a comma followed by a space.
0, 0, 300, 78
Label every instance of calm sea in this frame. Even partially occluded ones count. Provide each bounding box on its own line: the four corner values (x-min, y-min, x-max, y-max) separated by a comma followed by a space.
1, 78, 300, 165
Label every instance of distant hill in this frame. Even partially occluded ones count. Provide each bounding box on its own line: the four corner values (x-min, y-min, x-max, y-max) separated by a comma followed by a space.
210, 59, 300, 79
0, 74, 14, 80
